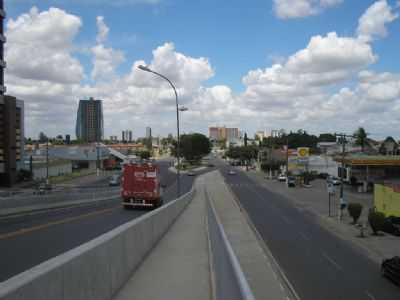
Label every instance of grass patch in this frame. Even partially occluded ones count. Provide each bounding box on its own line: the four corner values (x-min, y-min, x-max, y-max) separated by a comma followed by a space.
49, 171, 96, 184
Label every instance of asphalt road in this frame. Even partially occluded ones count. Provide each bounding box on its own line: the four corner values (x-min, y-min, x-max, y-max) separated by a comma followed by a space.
217, 160, 400, 300
0, 161, 209, 282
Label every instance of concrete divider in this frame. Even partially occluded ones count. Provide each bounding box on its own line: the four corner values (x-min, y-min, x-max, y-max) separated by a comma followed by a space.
206, 189, 255, 300
0, 187, 196, 300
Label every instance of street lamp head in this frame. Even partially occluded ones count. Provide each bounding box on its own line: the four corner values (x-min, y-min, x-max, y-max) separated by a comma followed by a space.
179, 106, 189, 112
138, 65, 152, 72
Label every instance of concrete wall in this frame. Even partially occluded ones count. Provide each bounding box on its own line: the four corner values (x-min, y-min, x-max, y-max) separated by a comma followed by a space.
206, 191, 255, 300
32, 162, 73, 180
0, 188, 195, 300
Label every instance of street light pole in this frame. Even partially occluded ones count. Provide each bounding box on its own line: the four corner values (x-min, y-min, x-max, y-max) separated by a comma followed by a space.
138, 65, 181, 198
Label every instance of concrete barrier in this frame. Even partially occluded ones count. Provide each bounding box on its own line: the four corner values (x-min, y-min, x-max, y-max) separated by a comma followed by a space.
0, 188, 196, 300
206, 189, 255, 300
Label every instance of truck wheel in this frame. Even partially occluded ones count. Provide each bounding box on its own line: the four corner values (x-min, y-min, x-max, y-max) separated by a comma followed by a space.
123, 204, 130, 210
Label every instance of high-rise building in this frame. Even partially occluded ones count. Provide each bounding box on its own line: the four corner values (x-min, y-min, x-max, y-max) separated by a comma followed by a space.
75, 97, 104, 143
146, 127, 152, 139
209, 127, 219, 141
226, 128, 239, 142
0, 0, 6, 95
122, 130, 132, 142
209, 126, 239, 142
0, 96, 25, 187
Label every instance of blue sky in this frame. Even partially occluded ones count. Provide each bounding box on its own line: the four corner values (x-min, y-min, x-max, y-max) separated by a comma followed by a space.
8, 0, 399, 92
5, 1, 400, 139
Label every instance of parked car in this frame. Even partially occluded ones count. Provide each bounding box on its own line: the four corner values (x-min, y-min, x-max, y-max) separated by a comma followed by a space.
318, 172, 329, 179
382, 216, 400, 236
381, 256, 400, 286
228, 170, 236, 175
278, 174, 287, 182
187, 171, 196, 176
287, 176, 296, 187
35, 182, 52, 194
327, 176, 341, 185
109, 174, 121, 186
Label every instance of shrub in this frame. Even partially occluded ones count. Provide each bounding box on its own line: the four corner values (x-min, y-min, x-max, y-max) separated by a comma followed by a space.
347, 203, 363, 224
368, 210, 386, 235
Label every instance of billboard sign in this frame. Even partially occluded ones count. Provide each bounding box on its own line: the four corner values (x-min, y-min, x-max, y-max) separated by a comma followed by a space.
297, 147, 310, 158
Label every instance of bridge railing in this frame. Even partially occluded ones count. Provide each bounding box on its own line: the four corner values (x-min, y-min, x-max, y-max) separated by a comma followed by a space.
0, 184, 196, 300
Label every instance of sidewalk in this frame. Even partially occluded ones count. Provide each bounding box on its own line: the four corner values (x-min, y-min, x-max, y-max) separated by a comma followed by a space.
246, 169, 400, 263
113, 171, 291, 300
113, 176, 212, 300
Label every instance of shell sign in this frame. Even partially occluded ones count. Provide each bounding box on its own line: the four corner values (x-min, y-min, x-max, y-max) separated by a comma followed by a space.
297, 147, 310, 158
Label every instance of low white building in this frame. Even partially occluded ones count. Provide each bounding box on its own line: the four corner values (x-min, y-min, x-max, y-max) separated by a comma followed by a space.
308, 155, 339, 177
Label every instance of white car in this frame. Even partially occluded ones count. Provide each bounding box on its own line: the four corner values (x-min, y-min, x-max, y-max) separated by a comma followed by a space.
327, 176, 341, 185
278, 174, 287, 182
228, 170, 236, 175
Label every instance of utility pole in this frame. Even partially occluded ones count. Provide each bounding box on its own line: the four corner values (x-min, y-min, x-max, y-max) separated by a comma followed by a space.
96, 143, 100, 177
269, 130, 273, 179
46, 137, 49, 184
286, 136, 289, 175
335, 133, 355, 220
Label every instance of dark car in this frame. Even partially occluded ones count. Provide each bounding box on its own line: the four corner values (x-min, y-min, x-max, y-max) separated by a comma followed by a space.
381, 256, 400, 286
287, 176, 296, 187
382, 217, 400, 236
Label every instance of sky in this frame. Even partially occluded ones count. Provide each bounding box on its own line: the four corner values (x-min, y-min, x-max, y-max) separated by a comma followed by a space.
5, 0, 400, 140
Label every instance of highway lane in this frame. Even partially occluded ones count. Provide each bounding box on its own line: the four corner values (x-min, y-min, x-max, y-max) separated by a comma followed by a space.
0, 161, 209, 282
217, 160, 400, 300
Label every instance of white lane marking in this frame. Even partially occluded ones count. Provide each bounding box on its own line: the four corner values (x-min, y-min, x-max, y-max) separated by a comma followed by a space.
322, 252, 343, 271
299, 232, 311, 241
365, 291, 377, 300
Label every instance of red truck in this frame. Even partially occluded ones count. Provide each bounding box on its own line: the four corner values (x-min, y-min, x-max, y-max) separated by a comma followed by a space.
121, 162, 163, 209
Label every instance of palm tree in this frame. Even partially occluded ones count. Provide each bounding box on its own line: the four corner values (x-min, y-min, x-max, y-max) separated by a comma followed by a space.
354, 127, 368, 153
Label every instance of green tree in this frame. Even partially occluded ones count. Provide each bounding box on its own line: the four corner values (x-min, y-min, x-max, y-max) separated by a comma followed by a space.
379, 136, 398, 155
226, 145, 258, 165
39, 132, 47, 143
354, 127, 368, 153
318, 133, 336, 142
172, 133, 211, 163
135, 150, 151, 160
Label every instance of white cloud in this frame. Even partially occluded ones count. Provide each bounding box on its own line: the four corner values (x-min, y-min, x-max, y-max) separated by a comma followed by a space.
91, 16, 125, 81
357, 0, 398, 42
6, 7, 84, 84
96, 16, 109, 44
273, 0, 342, 19
241, 32, 375, 111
